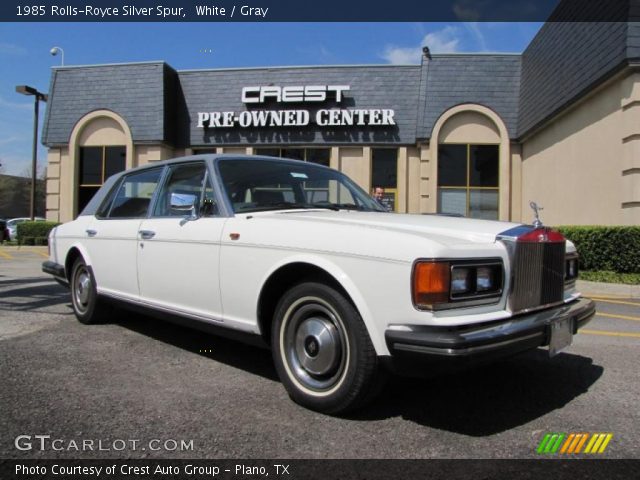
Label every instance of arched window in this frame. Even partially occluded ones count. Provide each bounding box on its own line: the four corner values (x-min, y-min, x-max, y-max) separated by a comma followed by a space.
431, 106, 510, 221
69, 111, 133, 215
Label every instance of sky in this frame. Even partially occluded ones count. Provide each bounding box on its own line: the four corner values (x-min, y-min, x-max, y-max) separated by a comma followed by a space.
0, 22, 542, 176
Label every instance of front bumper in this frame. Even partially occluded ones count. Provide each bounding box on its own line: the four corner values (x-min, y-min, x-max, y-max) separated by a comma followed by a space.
42, 260, 68, 286
384, 297, 595, 373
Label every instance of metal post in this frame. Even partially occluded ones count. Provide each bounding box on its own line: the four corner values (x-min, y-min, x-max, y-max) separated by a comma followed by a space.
30, 95, 39, 220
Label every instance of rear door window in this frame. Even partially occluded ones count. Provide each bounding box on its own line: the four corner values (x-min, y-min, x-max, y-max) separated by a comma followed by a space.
105, 168, 163, 219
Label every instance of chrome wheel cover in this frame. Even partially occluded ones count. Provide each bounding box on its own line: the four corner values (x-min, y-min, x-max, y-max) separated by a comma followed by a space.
281, 296, 349, 393
73, 266, 91, 313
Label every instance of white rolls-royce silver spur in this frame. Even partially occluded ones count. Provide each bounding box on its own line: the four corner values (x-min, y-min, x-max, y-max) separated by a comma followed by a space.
43, 155, 595, 414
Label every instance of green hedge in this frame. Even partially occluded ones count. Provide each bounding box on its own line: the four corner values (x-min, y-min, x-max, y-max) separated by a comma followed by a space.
556, 226, 640, 274
16, 221, 60, 246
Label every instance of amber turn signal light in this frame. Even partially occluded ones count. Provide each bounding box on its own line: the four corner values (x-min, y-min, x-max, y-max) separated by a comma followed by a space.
412, 261, 450, 309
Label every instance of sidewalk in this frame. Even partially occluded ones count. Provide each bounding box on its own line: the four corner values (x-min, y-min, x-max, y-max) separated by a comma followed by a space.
576, 279, 640, 299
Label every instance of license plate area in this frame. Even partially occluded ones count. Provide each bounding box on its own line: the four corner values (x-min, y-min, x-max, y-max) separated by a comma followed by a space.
549, 317, 573, 357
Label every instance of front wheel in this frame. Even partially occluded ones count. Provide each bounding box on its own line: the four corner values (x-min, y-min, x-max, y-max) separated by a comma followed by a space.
70, 257, 109, 324
271, 282, 382, 414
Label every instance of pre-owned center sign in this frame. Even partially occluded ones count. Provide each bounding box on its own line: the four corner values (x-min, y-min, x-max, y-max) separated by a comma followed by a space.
197, 85, 396, 128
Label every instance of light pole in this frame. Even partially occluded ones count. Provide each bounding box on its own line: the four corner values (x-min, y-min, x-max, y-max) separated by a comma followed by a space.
15, 85, 48, 221
50, 46, 64, 66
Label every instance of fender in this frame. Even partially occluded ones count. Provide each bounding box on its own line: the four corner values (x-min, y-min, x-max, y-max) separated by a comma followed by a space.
256, 253, 387, 356
64, 242, 94, 276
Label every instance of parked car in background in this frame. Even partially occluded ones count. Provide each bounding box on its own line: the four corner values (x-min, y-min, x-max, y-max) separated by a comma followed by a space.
6, 217, 45, 241
42, 155, 595, 414
0, 219, 9, 243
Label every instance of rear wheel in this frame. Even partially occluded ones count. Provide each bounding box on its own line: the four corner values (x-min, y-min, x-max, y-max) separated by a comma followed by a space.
272, 282, 382, 414
70, 257, 109, 324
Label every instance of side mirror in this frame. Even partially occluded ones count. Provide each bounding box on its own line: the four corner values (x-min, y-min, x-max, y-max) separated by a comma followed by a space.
170, 192, 198, 220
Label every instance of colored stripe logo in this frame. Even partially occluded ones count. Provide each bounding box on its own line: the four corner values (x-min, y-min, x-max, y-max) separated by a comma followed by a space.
537, 433, 613, 454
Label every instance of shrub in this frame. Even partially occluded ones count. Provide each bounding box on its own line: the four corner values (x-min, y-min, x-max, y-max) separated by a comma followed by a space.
16, 221, 60, 246
556, 226, 640, 274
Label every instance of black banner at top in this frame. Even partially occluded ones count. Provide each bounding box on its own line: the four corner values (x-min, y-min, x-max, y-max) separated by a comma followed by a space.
0, 0, 638, 22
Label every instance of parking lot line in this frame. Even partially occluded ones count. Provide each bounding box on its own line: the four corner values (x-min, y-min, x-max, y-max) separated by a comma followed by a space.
581, 329, 640, 339
589, 297, 640, 307
34, 251, 49, 259
597, 312, 640, 323
0, 249, 13, 260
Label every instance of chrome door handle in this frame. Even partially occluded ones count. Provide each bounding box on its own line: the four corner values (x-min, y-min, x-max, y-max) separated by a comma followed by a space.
86, 229, 97, 237
139, 230, 156, 240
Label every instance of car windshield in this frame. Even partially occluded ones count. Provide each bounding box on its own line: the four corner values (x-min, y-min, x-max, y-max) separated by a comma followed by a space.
217, 158, 386, 214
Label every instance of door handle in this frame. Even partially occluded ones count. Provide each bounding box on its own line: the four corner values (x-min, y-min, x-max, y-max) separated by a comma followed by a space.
139, 230, 156, 240
86, 229, 97, 237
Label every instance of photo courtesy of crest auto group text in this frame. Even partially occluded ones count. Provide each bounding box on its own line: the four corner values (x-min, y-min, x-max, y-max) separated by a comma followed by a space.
1, 0, 639, 479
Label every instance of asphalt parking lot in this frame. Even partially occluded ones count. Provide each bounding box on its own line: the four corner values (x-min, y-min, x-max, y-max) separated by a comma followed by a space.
1, 249, 639, 459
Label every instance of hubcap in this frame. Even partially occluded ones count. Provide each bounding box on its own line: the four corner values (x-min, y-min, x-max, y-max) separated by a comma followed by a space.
74, 268, 91, 311
295, 317, 341, 376
282, 298, 348, 392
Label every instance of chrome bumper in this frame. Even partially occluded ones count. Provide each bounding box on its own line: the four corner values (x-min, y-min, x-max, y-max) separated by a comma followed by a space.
385, 297, 595, 362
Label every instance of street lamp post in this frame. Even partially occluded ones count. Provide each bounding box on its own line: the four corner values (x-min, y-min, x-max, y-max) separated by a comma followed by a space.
15, 85, 48, 221
50, 46, 64, 66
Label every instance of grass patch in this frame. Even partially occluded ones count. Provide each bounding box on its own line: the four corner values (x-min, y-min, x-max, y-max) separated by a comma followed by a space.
580, 271, 640, 285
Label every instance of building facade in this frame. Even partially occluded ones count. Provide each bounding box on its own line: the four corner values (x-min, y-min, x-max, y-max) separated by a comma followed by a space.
42, 17, 640, 226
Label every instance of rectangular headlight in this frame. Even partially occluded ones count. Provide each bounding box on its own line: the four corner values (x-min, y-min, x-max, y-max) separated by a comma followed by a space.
412, 259, 503, 310
451, 267, 473, 295
476, 266, 496, 292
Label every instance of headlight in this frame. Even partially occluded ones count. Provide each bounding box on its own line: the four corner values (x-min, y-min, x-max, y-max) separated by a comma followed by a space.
412, 260, 503, 310
476, 266, 497, 292
451, 267, 473, 295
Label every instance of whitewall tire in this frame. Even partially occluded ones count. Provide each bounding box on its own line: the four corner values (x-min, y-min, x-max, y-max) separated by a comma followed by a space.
271, 282, 382, 414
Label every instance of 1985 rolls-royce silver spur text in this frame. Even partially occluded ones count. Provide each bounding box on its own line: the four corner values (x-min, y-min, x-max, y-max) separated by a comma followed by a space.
43, 155, 595, 414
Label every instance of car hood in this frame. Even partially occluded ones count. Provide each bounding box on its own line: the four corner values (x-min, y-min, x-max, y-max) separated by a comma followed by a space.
254, 210, 523, 246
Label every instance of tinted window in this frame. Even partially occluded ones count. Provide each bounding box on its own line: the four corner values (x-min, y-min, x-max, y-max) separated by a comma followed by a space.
153, 163, 218, 217
104, 147, 127, 180
470, 145, 499, 187
79, 147, 102, 185
107, 168, 162, 218
218, 159, 383, 214
438, 145, 467, 186
371, 148, 398, 189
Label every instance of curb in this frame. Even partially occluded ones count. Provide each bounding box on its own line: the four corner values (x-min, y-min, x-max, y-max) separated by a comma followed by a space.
577, 280, 640, 299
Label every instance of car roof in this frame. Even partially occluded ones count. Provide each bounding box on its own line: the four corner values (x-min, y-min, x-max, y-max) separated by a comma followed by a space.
116, 154, 328, 176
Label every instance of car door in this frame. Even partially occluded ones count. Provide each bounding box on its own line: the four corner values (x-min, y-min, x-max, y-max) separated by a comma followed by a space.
84, 167, 164, 301
136, 161, 226, 321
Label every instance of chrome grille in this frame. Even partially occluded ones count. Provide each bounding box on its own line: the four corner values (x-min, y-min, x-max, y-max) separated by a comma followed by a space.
509, 241, 566, 313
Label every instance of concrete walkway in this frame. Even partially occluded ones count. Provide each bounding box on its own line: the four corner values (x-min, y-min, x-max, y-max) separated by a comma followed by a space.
577, 279, 640, 299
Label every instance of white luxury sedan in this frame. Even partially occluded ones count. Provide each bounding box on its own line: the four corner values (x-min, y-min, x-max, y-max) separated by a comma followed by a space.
43, 155, 595, 414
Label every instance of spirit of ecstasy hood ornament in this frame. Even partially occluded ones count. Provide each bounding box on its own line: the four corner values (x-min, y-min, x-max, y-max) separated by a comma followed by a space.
529, 201, 544, 229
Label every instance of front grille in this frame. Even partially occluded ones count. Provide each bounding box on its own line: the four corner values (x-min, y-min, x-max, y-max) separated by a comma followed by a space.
509, 241, 565, 313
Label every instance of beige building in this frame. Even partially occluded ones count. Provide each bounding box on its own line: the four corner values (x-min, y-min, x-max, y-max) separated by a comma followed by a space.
42, 19, 640, 226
